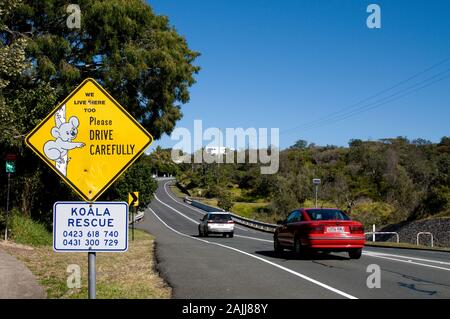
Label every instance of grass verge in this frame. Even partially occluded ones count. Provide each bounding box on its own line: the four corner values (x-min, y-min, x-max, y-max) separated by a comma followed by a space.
2, 229, 172, 299
196, 197, 279, 222
9, 212, 52, 246
169, 185, 188, 198
232, 202, 270, 219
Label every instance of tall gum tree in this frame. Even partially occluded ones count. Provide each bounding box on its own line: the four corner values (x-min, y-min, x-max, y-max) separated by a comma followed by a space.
0, 0, 200, 218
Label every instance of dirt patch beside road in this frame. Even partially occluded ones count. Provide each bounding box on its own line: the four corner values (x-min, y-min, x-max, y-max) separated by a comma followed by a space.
2, 230, 172, 299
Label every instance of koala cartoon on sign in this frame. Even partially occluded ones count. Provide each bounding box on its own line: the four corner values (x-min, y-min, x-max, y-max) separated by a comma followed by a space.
43, 114, 85, 164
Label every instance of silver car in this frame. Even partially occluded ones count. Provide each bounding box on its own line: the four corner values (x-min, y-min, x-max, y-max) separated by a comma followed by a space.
198, 212, 235, 238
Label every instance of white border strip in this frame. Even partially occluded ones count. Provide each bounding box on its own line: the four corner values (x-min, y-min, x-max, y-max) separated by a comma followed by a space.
363, 252, 450, 271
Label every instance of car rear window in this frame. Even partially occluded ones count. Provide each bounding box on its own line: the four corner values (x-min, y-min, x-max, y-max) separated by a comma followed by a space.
306, 209, 350, 221
208, 214, 232, 221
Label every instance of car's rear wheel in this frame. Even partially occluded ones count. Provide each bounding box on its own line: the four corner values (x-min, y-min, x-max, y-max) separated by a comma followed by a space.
348, 248, 362, 259
222, 233, 227, 238
293, 237, 302, 255
274, 237, 284, 254
229, 232, 234, 238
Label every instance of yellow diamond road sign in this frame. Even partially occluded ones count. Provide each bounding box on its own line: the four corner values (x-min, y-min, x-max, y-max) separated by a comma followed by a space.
26, 78, 153, 202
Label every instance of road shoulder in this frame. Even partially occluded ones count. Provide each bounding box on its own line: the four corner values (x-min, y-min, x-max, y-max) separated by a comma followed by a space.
0, 243, 46, 299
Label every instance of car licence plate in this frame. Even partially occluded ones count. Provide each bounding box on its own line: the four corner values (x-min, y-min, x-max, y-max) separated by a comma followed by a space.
326, 226, 345, 233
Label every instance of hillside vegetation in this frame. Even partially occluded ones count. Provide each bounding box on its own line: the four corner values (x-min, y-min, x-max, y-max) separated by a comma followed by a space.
175, 137, 450, 227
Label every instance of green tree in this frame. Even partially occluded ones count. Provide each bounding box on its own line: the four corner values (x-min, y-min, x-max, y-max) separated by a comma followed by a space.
0, 0, 28, 90
1, 0, 199, 223
290, 139, 308, 149
269, 176, 300, 215
5, 0, 200, 140
105, 156, 158, 210
147, 146, 179, 177
217, 190, 234, 212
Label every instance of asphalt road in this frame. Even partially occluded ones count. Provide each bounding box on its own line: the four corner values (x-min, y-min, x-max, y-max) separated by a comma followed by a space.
138, 180, 450, 299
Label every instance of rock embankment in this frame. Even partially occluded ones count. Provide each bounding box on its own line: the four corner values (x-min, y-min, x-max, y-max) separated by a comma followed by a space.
376, 217, 450, 247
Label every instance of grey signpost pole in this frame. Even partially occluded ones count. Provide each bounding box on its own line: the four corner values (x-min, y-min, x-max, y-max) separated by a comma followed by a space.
132, 206, 135, 241
4, 172, 10, 241
313, 178, 321, 208
315, 185, 318, 208
87, 200, 96, 299
129, 192, 138, 241
88, 251, 96, 299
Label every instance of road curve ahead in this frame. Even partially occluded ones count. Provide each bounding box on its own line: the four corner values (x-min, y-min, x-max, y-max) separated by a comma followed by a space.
138, 180, 450, 299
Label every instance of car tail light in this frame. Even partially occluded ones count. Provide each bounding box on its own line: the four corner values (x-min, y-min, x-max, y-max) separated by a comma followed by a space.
350, 225, 364, 234
308, 225, 324, 234
207, 220, 214, 223
227, 220, 234, 224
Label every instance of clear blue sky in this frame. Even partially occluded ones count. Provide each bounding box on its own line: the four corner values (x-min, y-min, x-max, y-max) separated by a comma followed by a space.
147, 0, 450, 151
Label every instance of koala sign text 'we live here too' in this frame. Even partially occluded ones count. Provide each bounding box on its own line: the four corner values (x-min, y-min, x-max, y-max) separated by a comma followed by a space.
26, 78, 154, 202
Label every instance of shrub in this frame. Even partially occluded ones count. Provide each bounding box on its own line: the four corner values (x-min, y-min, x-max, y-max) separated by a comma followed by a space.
9, 210, 52, 246
350, 201, 396, 227
217, 191, 234, 211
205, 184, 222, 199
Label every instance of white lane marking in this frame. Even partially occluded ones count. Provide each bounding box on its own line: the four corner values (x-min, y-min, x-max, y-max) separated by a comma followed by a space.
154, 194, 272, 243
147, 206, 357, 299
363, 251, 450, 266
363, 253, 450, 272
162, 181, 260, 233
154, 194, 200, 225
163, 182, 208, 215
235, 235, 272, 243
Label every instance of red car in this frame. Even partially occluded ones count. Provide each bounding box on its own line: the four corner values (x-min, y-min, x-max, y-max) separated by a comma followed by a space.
274, 208, 365, 259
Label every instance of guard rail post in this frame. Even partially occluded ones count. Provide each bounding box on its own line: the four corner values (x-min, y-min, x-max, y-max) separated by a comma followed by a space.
417, 232, 434, 247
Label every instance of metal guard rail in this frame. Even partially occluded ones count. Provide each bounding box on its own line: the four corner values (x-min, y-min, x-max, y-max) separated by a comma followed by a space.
185, 197, 277, 233
129, 211, 145, 225
417, 232, 434, 247
365, 231, 400, 243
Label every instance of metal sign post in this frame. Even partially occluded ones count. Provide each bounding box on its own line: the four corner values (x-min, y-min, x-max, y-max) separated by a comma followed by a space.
4, 173, 11, 241
312, 178, 321, 208
4, 154, 16, 241
88, 251, 96, 299
132, 207, 135, 241
315, 185, 318, 208
128, 192, 139, 241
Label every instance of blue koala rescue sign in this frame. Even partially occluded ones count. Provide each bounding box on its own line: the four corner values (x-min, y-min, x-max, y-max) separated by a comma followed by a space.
53, 202, 128, 252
